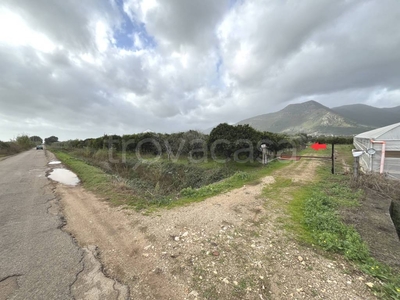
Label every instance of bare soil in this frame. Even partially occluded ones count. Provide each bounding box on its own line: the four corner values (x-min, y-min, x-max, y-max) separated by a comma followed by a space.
58, 158, 378, 299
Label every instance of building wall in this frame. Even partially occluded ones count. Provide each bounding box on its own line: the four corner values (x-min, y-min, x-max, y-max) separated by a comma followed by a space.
354, 137, 400, 179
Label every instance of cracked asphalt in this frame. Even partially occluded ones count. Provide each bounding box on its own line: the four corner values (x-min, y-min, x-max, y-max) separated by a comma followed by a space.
0, 149, 83, 299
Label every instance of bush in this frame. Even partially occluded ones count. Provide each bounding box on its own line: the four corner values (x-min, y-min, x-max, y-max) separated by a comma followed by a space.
59, 149, 236, 202
0, 135, 35, 156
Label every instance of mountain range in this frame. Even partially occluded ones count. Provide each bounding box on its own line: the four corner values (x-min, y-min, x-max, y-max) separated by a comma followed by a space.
236, 100, 400, 136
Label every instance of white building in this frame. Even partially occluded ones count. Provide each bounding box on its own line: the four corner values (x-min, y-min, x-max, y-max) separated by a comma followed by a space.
353, 122, 400, 179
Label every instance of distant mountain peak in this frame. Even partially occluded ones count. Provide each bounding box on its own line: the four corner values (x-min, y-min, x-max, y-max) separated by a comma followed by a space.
297, 99, 320, 105
290, 100, 321, 106
283, 100, 327, 112
236, 100, 379, 135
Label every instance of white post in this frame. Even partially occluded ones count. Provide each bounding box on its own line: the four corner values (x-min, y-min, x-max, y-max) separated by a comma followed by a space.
261, 144, 268, 165
353, 157, 360, 179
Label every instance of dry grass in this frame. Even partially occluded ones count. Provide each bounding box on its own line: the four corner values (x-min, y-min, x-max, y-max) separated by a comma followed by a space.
351, 173, 400, 201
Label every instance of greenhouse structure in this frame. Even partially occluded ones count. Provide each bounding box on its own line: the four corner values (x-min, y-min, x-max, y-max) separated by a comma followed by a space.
353, 122, 400, 179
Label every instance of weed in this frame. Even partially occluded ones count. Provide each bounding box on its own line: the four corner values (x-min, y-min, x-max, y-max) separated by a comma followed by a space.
248, 230, 261, 238
52, 149, 288, 211
53, 151, 139, 207
263, 177, 294, 198
286, 161, 400, 299
203, 285, 219, 299
299, 144, 331, 156
311, 289, 318, 297
175, 161, 287, 207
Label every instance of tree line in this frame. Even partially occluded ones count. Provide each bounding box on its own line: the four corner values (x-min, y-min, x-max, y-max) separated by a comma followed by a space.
51, 123, 354, 160
0, 135, 43, 156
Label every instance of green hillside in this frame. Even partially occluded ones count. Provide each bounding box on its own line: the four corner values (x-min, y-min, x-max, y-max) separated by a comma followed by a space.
237, 100, 373, 135
332, 104, 400, 128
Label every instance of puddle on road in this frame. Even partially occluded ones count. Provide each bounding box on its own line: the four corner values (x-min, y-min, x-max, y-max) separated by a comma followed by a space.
48, 161, 62, 165
48, 168, 80, 186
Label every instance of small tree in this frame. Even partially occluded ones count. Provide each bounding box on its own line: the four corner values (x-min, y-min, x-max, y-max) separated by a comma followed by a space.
30, 136, 43, 144
16, 135, 33, 149
45, 136, 59, 145
208, 123, 260, 159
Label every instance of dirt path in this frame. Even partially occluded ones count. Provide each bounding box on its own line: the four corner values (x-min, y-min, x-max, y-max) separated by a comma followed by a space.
59, 158, 377, 299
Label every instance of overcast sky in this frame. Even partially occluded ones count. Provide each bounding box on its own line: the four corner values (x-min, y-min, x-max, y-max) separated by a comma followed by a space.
1, 0, 400, 141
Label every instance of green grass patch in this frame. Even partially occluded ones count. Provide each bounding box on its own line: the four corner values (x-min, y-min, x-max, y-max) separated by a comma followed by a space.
53, 149, 290, 211
286, 163, 400, 299
263, 177, 295, 197
299, 144, 331, 156
53, 150, 139, 207
285, 184, 315, 243
171, 160, 289, 208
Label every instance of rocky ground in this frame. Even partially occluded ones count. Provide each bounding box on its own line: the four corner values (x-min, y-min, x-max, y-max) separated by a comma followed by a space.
56, 157, 378, 299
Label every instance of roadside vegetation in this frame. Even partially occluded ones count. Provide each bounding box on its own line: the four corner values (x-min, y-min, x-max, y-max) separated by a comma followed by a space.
50, 124, 352, 210
52, 149, 287, 210
0, 135, 42, 157
274, 146, 400, 299
48, 126, 400, 298
355, 173, 400, 240
49, 124, 304, 209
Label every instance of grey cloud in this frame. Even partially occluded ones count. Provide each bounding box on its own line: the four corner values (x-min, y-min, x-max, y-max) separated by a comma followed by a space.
100, 51, 149, 95
0, 45, 152, 139
277, 0, 400, 96
134, 49, 222, 118
2, 0, 120, 52
220, 0, 361, 88
216, 0, 400, 117
47, 48, 72, 67
145, 0, 229, 51
252, 0, 358, 60
1, 0, 400, 141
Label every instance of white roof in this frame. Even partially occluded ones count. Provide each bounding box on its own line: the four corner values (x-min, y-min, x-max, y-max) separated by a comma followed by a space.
355, 122, 400, 140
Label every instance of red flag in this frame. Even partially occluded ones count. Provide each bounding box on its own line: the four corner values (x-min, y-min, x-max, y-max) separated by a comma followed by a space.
311, 143, 327, 150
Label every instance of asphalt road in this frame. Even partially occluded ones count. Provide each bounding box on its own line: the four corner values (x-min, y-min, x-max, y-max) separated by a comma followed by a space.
0, 149, 83, 299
